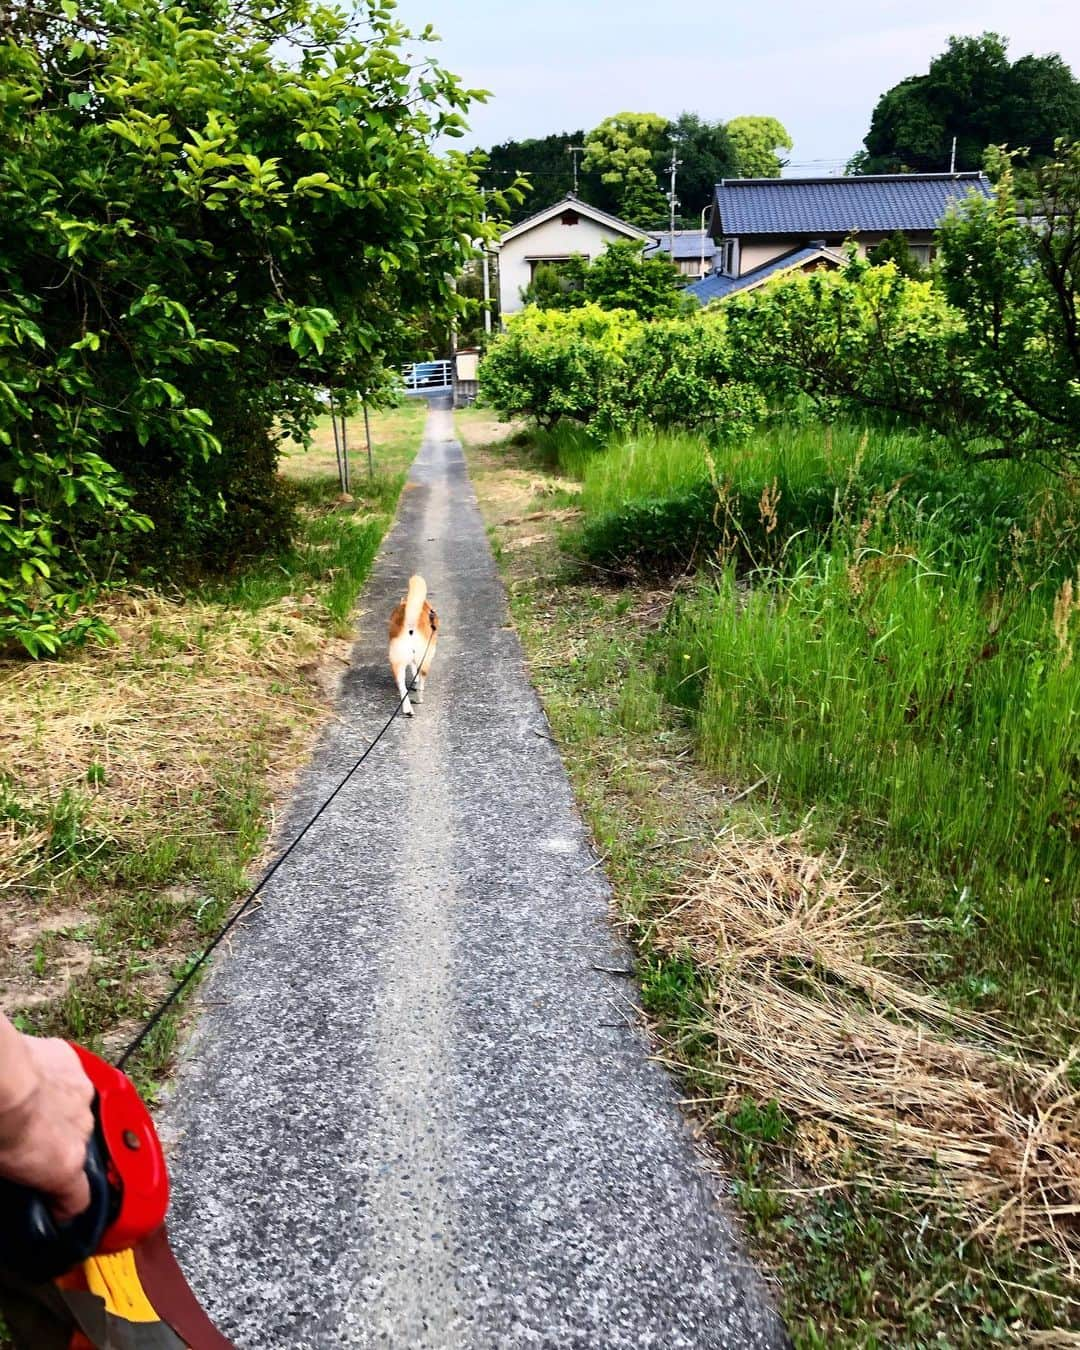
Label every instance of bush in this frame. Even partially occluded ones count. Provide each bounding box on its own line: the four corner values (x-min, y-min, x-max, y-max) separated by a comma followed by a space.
480, 305, 765, 438
722, 256, 971, 428
0, 0, 494, 654
602, 315, 766, 435
480, 305, 643, 428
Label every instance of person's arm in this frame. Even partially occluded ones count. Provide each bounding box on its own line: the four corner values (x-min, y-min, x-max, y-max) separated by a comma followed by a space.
0, 1016, 94, 1222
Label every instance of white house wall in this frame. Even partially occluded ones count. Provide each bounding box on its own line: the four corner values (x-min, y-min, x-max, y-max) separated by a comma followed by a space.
498, 216, 637, 317
737, 241, 794, 275
736, 232, 937, 276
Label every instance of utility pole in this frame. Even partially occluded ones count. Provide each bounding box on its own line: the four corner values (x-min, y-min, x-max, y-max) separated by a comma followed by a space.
566, 144, 585, 195
481, 192, 492, 337
666, 144, 682, 258
949, 136, 957, 174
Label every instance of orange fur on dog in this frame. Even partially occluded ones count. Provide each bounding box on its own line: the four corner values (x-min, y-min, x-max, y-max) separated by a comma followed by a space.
387, 574, 439, 716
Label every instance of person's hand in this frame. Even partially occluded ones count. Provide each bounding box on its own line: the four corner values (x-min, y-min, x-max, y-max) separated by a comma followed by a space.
0, 1036, 94, 1223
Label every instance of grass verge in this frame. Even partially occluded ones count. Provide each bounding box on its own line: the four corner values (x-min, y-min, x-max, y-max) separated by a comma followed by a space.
459, 407, 1080, 1346
0, 400, 425, 1098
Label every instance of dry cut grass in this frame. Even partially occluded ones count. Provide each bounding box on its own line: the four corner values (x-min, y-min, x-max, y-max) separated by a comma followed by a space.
2, 591, 329, 843
653, 836, 1080, 1273
0, 588, 340, 1042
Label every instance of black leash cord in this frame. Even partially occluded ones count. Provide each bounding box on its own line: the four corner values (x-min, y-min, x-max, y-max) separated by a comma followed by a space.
116, 631, 434, 1071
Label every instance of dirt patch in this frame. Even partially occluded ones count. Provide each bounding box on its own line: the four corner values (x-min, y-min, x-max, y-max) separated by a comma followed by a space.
454, 413, 524, 449
0, 906, 96, 1014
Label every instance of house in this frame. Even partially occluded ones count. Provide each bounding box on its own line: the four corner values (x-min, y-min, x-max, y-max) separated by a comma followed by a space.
644, 229, 716, 279
687, 172, 992, 305
495, 194, 651, 318
689, 243, 849, 303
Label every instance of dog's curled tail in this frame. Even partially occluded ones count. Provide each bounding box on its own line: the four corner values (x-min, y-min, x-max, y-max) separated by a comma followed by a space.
403, 575, 427, 633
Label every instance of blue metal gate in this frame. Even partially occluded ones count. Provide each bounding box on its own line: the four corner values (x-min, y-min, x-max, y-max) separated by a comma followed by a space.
401, 359, 452, 396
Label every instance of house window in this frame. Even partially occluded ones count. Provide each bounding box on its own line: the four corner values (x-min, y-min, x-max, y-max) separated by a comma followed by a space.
528, 257, 579, 280
560, 210, 580, 225
908, 243, 932, 266
716, 239, 736, 275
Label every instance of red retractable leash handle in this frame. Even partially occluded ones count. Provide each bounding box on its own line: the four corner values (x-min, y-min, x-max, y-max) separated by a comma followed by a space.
0, 1045, 169, 1284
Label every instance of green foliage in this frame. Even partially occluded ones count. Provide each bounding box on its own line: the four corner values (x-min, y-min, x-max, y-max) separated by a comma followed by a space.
519, 258, 588, 310
607, 315, 766, 432
478, 109, 773, 227
723, 255, 971, 428
937, 149, 1080, 468
581, 241, 691, 317
480, 129, 616, 220
666, 112, 738, 218
480, 304, 764, 437
851, 32, 1080, 174
0, 0, 493, 655
520, 240, 691, 319
479, 305, 640, 429
726, 116, 793, 178
491, 144, 1080, 475
583, 112, 670, 226
723, 198, 1080, 470
866, 231, 928, 278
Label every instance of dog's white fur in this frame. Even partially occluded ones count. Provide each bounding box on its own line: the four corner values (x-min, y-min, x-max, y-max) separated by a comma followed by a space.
387, 575, 438, 716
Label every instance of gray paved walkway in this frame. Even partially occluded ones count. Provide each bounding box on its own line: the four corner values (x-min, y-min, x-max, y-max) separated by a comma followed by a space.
163, 405, 788, 1349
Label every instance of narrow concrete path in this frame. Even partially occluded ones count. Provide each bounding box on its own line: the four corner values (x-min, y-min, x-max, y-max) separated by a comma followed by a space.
163, 405, 788, 1349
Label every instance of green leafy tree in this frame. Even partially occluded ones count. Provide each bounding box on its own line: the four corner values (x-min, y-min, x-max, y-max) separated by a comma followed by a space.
519, 258, 587, 311
666, 112, 738, 219
867, 232, 929, 278
851, 33, 1080, 174
726, 116, 793, 177
520, 241, 689, 319
582, 241, 690, 318
722, 253, 968, 426
0, 0, 494, 654
937, 144, 1080, 467
583, 112, 669, 226
480, 130, 617, 220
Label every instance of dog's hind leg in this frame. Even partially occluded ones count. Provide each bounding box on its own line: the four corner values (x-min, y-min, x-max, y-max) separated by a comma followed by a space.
416, 639, 436, 704
390, 658, 413, 715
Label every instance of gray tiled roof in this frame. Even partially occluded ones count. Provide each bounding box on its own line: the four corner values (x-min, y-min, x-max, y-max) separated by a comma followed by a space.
713, 173, 991, 237
686, 245, 844, 306
645, 230, 716, 260
684, 271, 742, 304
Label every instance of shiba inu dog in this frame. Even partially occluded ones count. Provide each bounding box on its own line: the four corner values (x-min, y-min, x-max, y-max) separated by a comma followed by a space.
387, 575, 438, 716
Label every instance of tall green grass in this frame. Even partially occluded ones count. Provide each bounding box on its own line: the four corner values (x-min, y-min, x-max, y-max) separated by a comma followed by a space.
568, 421, 1056, 584
578, 428, 711, 514
548, 415, 1079, 1004
660, 544, 1079, 999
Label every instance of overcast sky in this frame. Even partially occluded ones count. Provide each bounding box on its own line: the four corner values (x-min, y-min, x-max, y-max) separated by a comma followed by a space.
390, 0, 1080, 171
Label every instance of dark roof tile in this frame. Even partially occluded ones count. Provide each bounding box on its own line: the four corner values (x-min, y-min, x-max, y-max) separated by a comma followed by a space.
645, 230, 717, 260
686, 245, 844, 306
714, 173, 991, 237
